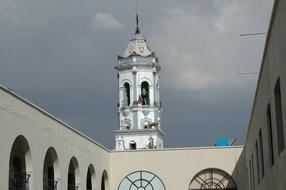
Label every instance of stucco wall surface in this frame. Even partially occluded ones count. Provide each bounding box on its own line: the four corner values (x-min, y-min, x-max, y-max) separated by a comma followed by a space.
110, 146, 246, 190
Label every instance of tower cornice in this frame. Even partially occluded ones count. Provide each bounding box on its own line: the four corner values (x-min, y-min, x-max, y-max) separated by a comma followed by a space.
114, 128, 165, 137
118, 104, 162, 113
115, 62, 161, 72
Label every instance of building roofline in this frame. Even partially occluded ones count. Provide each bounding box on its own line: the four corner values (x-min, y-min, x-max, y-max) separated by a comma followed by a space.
245, 0, 278, 141
0, 84, 111, 152
111, 145, 245, 153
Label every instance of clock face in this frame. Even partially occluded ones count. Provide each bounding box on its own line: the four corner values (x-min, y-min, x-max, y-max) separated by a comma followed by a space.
139, 46, 145, 53
128, 46, 134, 54
188, 168, 237, 190
118, 171, 165, 190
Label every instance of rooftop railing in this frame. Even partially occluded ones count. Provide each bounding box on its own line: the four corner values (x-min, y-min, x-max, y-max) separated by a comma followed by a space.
9, 171, 31, 190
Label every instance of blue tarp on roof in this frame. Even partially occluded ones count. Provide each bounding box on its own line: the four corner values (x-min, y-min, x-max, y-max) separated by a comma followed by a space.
214, 138, 229, 146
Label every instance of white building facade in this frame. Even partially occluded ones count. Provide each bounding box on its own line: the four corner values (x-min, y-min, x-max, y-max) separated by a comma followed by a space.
114, 21, 164, 150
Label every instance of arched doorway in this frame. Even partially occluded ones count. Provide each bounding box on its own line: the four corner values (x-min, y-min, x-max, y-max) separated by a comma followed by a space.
43, 147, 60, 190
188, 168, 237, 190
101, 170, 108, 190
86, 164, 96, 190
68, 157, 80, 190
9, 135, 32, 190
129, 141, 136, 150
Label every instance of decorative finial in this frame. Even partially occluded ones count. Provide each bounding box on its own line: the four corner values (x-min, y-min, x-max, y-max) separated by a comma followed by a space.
135, 0, 140, 34
135, 14, 140, 34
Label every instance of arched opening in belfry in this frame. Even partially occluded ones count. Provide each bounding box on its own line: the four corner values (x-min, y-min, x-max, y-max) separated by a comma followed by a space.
68, 157, 80, 190
9, 135, 32, 190
141, 81, 150, 105
43, 147, 60, 190
123, 82, 130, 106
101, 170, 109, 190
129, 141, 137, 150
86, 164, 96, 190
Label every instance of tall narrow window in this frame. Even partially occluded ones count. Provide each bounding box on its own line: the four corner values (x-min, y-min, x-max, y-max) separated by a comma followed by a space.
267, 104, 275, 165
259, 129, 265, 178
141, 82, 150, 105
274, 78, 285, 154
251, 154, 255, 190
123, 83, 130, 106
249, 160, 253, 190
255, 141, 260, 184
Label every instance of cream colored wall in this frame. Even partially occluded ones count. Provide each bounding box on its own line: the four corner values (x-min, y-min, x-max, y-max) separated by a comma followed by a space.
0, 86, 110, 190
110, 146, 245, 190
245, 0, 286, 190
0, 84, 248, 190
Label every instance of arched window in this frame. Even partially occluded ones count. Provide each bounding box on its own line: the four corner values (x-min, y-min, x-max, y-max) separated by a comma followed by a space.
123, 83, 130, 106
189, 168, 237, 190
118, 170, 166, 190
9, 135, 32, 190
266, 104, 275, 165
101, 170, 108, 190
129, 141, 136, 150
274, 78, 285, 154
43, 147, 60, 190
141, 81, 150, 105
86, 164, 96, 190
68, 157, 80, 190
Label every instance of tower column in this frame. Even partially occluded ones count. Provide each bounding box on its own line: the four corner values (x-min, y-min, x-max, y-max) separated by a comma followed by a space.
153, 69, 156, 105
132, 68, 137, 105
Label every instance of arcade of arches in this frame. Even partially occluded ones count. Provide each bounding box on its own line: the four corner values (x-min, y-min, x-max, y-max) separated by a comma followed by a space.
8, 136, 238, 190
8, 135, 108, 190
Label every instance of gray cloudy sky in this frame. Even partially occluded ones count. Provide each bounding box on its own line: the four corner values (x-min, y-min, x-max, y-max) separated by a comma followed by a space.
0, 0, 273, 148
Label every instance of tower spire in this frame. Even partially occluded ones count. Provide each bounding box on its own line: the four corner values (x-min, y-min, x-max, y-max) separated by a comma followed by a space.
135, 0, 140, 34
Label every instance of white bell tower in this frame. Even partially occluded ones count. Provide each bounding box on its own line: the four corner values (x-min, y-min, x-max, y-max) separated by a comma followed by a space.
114, 15, 164, 150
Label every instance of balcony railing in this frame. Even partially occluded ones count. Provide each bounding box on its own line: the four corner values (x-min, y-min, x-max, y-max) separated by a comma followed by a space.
68, 184, 79, 190
9, 171, 31, 190
43, 179, 58, 190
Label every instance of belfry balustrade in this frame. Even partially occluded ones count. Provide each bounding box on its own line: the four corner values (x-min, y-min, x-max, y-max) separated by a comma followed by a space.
9, 171, 31, 190
43, 179, 58, 190
68, 184, 79, 190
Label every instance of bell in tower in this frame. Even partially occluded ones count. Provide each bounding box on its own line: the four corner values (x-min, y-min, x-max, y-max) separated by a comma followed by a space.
114, 14, 164, 151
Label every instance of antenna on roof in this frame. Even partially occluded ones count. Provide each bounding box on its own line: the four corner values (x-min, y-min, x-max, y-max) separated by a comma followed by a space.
135, 0, 140, 34
237, 72, 259, 75
240, 32, 267, 37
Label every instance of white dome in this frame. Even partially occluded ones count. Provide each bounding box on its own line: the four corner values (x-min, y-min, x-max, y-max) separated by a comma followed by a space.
123, 33, 152, 58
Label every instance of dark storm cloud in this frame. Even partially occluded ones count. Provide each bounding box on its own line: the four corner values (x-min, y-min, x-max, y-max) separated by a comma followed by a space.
0, 0, 273, 148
